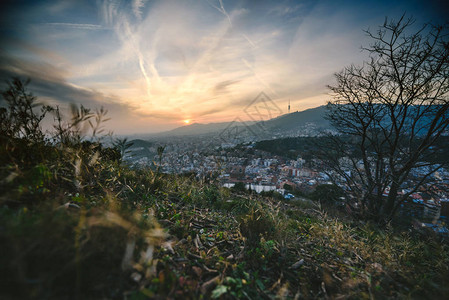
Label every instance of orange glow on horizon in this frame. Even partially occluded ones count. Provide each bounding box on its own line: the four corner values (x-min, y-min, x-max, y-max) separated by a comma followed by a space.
184, 119, 190, 124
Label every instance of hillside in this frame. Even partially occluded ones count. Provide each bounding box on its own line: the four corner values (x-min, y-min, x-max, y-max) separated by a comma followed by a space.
139, 106, 329, 140
3, 143, 449, 299
125, 138, 155, 161
254, 105, 329, 132
255, 136, 331, 160
153, 121, 245, 137
255, 133, 449, 163
147, 104, 442, 141
1, 82, 449, 299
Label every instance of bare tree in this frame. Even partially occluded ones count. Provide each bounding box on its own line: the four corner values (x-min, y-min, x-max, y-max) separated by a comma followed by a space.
323, 15, 449, 223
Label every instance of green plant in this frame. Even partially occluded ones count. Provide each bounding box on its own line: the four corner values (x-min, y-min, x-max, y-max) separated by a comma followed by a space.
239, 208, 275, 246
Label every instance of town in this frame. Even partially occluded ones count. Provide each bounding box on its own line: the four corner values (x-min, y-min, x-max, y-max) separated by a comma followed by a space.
124, 133, 449, 234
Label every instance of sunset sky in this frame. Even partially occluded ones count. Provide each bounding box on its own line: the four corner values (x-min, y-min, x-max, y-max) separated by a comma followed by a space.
0, 0, 447, 134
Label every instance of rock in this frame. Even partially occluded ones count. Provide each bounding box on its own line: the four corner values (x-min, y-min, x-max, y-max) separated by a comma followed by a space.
57, 202, 81, 211
290, 259, 304, 269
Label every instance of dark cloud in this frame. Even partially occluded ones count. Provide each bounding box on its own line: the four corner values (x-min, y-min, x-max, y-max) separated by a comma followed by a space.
0, 51, 135, 115
213, 79, 240, 93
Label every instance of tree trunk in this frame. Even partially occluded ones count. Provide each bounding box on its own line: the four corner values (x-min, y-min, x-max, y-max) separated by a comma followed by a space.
382, 180, 399, 223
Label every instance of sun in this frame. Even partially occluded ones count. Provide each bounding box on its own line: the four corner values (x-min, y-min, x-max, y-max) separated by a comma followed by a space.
184, 119, 190, 124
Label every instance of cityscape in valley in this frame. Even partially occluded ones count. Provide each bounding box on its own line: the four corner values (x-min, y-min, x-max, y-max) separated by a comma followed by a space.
123, 102, 449, 233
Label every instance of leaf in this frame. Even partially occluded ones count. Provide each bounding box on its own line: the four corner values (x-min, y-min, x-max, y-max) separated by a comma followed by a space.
225, 276, 237, 285
211, 285, 228, 299
256, 279, 265, 290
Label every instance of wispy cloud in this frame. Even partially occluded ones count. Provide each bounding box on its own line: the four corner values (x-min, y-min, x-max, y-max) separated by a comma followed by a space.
0, 0, 346, 132
132, 0, 147, 19
43, 23, 109, 30
207, 0, 232, 25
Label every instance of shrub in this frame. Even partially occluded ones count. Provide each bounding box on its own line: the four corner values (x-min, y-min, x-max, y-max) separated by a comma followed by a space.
239, 208, 275, 246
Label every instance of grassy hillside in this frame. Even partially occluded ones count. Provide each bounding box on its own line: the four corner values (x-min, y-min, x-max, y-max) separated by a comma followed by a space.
2, 159, 449, 299
1, 80, 449, 299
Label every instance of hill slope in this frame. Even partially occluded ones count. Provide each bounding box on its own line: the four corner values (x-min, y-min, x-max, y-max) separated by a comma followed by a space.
153, 121, 244, 137
258, 105, 329, 132
141, 105, 329, 140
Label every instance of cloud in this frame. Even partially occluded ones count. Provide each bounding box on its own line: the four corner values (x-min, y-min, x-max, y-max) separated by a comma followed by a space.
42, 23, 110, 30
5, 0, 441, 134
132, 0, 147, 19
0, 52, 137, 129
207, 0, 232, 25
0, 37, 68, 65
213, 79, 241, 93
0, 0, 340, 133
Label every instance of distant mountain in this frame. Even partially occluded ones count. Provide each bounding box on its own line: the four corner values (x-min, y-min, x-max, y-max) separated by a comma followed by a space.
159, 121, 242, 137
141, 120, 265, 139
134, 105, 329, 140
127, 122, 242, 140
251, 105, 329, 133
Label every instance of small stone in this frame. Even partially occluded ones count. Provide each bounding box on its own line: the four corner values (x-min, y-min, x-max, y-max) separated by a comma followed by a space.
290, 259, 304, 269
131, 272, 142, 282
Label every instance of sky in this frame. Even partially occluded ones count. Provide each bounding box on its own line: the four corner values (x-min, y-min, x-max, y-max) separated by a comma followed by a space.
0, 0, 448, 134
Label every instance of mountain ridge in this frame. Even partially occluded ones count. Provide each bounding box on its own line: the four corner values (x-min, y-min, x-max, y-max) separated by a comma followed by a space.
137, 105, 329, 139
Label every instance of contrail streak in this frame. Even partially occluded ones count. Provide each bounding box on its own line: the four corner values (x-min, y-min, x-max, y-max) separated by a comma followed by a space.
207, 0, 232, 25
219, 0, 232, 25
242, 34, 257, 48
43, 23, 108, 30
120, 18, 152, 98
101, 0, 153, 100
138, 53, 152, 97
